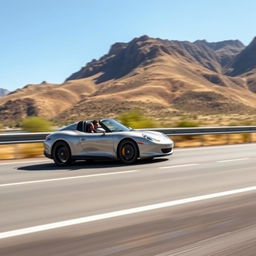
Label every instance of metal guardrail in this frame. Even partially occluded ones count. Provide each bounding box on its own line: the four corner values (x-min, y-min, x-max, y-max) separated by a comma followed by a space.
141, 126, 256, 135
1, 126, 256, 145
0, 132, 49, 145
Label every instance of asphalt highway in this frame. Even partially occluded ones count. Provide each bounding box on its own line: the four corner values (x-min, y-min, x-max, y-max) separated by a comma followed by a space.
1, 143, 256, 255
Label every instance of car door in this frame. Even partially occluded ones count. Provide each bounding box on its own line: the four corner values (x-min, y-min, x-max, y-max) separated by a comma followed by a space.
80, 133, 114, 158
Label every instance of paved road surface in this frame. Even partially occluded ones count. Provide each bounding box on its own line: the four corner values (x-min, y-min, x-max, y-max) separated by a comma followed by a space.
1, 144, 256, 255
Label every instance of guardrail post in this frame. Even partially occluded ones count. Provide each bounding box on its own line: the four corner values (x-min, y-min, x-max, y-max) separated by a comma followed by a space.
200, 135, 204, 146
249, 133, 252, 143
14, 144, 19, 159
226, 134, 230, 144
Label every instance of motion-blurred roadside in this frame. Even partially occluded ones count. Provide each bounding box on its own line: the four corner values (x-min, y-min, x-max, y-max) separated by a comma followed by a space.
1, 112, 256, 160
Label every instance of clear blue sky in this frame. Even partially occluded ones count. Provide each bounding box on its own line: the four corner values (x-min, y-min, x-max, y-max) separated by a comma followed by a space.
1, 0, 255, 91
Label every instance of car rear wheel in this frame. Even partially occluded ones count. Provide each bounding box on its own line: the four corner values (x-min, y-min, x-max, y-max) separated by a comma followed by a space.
118, 140, 138, 164
53, 141, 72, 166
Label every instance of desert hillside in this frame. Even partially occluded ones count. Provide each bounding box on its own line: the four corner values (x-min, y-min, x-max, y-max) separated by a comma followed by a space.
1, 35, 256, 125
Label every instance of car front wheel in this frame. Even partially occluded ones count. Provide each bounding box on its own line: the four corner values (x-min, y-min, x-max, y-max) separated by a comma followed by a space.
52, 141, 72, 166
118, 140, 138, 164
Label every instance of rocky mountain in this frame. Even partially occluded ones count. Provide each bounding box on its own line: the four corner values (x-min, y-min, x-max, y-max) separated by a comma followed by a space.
0, 88, 9, 97
194, 39, 244, 67
66, 36, 245, 82
228, 37, 256, 76
0, 35, 256, 124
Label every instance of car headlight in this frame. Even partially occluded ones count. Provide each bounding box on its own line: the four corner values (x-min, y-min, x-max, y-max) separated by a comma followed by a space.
143, 134, 160, 142
143, 134, 153, 141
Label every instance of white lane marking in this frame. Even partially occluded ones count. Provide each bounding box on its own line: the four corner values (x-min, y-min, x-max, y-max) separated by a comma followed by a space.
0, 170, 138, 187
0, 160, 50, 166
159, 163, 199, 169
217, 158, 249, 163
1, 185, 256, 239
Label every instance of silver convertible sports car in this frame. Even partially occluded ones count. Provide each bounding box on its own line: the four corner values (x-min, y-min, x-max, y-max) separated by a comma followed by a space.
44, 119, 174, 166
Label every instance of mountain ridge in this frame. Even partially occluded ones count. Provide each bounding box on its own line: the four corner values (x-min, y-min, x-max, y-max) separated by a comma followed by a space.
0, 35, 256, 125
66, 36, 245, 82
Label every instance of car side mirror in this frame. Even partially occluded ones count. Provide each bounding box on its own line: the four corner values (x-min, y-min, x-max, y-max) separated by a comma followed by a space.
97, 128, 106, 135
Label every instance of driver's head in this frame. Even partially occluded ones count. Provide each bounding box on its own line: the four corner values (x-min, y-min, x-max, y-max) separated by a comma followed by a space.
92, 120, 99, 129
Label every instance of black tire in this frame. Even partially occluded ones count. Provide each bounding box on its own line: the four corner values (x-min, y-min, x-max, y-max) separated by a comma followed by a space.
52, 141, 72, 166
118, 140, 139, 164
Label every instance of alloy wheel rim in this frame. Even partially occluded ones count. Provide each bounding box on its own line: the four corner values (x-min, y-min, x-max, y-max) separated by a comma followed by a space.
121, 144, 135, 161
57, 147, 68, 163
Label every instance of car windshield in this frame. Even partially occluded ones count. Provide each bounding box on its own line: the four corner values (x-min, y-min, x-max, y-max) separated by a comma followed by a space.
101, 119, 130, 132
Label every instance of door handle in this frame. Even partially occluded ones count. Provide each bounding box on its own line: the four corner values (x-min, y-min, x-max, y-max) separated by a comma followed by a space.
80, 138, 86, 141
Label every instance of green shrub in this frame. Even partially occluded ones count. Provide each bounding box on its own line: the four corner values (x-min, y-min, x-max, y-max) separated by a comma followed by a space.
175, 119, 199, 140
241, 120, 254, 126
176, 119, 199, 127
8, 121, 19, 129
21, 117, 53, 132
228, 122, 239, 126
119, 109, 157, 129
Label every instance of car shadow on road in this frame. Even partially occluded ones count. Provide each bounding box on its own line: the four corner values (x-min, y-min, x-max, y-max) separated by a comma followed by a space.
18, 158, 169, 171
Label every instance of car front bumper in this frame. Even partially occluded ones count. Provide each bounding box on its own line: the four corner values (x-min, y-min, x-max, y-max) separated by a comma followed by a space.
138, 143, 174, 159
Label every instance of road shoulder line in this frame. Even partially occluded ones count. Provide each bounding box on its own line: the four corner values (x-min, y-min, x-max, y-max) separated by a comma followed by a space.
1, 185, 256, 239
0, 170, 138, 187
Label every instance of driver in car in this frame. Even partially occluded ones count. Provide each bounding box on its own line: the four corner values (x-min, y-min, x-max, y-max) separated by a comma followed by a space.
92, 120, 101, 133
